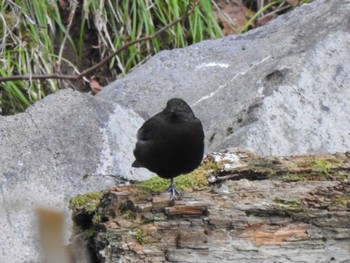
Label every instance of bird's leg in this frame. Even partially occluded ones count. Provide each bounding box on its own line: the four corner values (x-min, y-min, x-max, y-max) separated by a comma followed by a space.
166, 178, 180, 200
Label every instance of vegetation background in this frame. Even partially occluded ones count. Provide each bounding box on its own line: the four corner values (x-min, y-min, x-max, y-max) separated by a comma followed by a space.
0, 0, 311, 115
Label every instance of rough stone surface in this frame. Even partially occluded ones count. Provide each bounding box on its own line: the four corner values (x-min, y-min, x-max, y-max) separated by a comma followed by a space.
100, 0, 350, 155
1, 0, 350, 262
0, 89, 151, 262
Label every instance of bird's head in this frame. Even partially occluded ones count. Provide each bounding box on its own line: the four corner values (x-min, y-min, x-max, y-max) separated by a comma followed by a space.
165, 98, 194, 116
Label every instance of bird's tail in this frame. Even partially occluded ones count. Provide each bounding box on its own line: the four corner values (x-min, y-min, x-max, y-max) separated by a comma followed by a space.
132, 160, 144, 168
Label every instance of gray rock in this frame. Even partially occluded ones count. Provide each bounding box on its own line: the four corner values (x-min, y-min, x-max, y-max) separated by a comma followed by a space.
100, 0, 350, 156
1, 0, 350, 262
0, 89, 152, 262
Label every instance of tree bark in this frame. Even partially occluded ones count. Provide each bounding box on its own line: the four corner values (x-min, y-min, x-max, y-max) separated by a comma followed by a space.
70, 149, 350, 263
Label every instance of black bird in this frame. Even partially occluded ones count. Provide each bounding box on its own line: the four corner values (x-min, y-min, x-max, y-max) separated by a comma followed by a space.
132, 98, 204, 200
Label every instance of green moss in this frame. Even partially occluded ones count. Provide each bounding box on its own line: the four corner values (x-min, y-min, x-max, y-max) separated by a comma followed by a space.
312, 159, 331, 175
280, 173, 303, 182
273, 197, 301, 207
248, 158, 276, 175
69, 192, 103, 213
333, 172, 350, 181
123, 210, 136, 220
173, 169, 208, 190
135, 227, 145, 245
332, 197, 349, 206
105, 231, 121, 243
247, 199, 309, 222
92, 214, 101, 224
84, 228, 97, 238
137, 173, 205, 191
137, 159, 216, 191
152, 215, 165, 221
137, 176, 170, 191
246, 207, 307, 220
271, 197, 310, 221
280, 171, 331, 182
226, 127, 233, 136
141, 215, 166, 224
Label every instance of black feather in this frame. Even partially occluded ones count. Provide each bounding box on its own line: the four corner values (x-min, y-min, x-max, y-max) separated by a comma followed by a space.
132, 98, 205, 199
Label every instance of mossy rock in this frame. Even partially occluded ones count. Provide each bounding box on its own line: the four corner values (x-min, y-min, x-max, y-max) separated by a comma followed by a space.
69, 192, 104, 214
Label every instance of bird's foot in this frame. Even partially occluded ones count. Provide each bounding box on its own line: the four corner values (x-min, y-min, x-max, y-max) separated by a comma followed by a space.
166, 183, 180, 200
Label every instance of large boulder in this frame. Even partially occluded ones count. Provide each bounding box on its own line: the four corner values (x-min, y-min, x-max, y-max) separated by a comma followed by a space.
0, 90, 150, 262
100, 0, 350, 156
1, 0, 350, 262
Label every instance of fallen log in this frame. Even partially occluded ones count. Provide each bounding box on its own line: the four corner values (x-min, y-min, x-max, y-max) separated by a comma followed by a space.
69, 149, 350, 263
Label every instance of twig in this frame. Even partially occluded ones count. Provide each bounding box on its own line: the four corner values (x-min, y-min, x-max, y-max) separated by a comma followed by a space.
0, 74, 78, 82
0, 3, 196, 83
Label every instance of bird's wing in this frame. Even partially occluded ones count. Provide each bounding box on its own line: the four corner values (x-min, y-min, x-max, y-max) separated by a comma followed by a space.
136, 115, 159, 141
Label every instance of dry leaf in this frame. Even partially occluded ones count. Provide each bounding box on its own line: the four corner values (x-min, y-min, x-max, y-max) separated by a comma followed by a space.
215, 0, 251, 35
89, 76, 102, 94
287, 0, 300, 7
58, 0, 69, 10
258, 15, 273, 26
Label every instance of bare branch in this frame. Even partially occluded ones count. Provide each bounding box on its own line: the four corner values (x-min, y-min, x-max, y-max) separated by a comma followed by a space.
0, 74, 78, 82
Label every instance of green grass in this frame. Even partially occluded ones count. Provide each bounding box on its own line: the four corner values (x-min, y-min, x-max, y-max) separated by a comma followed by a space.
0, 0, 62, 114
239, 0, 314, 33
241, 0, 284, 33
0, 0, 313, 115
0, 0, 222, 115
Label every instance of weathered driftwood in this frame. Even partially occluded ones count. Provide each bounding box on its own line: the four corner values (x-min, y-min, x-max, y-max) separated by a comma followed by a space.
70, 149, 350, 263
